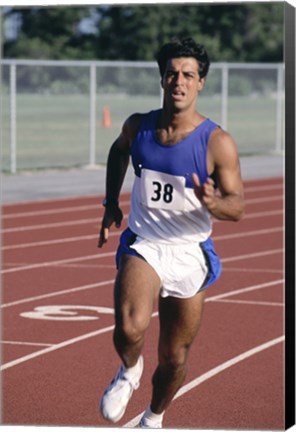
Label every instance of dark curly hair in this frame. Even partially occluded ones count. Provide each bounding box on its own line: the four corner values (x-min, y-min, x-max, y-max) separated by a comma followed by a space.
156, 37, 210, 79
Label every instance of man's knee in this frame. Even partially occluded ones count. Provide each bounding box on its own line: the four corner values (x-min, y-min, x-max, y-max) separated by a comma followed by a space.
152, 348, 188, 390
115, 311, 149, 346
159, 344, 190, 372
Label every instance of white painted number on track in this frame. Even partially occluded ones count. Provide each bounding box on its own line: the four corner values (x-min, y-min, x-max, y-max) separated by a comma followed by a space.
20, 305, 114, 321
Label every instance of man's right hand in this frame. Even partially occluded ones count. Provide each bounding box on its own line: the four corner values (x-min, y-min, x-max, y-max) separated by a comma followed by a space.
98, 205, 123, 248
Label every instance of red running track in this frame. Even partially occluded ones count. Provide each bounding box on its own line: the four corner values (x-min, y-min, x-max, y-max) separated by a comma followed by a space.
1, 176, 284, 430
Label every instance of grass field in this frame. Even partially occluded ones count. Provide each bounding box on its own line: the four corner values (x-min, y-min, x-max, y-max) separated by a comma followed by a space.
2, 92, 283, 172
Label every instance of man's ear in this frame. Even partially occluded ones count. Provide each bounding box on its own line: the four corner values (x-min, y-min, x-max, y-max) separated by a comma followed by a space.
198, 77, 206, 92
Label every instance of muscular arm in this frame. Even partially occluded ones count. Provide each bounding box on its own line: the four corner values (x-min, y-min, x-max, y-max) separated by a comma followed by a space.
193, 128, 245, 221
104, 131, 130, 204
98, 114, 142, 247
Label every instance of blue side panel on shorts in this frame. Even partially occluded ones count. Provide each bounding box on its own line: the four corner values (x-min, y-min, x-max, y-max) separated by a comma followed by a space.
116, 228, 144, 269
117, 228, 222, 290
200, 237, 222, 288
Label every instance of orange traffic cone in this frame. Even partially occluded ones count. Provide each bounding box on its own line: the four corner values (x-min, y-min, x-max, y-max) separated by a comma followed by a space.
103, 106, 112, 128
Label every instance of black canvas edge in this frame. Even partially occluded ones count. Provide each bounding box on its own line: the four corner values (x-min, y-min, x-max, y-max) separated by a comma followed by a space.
285, 1, 296, 430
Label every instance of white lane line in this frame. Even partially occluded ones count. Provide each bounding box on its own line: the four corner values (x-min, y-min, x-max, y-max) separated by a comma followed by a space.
206, 279, 283, 302
123, 335, 285, 428
1, 252, 114, 274
235, 209, 282, 220
2, 207, 283, 235
2, 194, 281, 220
243, 183, 283, 193
245, 195, 283, 204
175, 336, 284, 397
214, 226, 283, 241
2, 182, 282, 219
4, 262, 113, 270
1, 280, 282, 370
52, 263, 115, 269
1, 277, 283, 311
213, 299, 284, 307
2, 193, 101, 210
222, 267, 283, 274
0, 325, 116, 371
2, 217, 105, 233
2, 225, 283, 251
2, 247, 284, 274
1, 280, 115, 308
212, 209, 283, 228
2, 201, 130, 220
2, 203, 101, 219
2, 340, 54, 347
0, 311, 158, 371
1, 225, 284, 274
2, 234, 99, 250
221, 248, 283, 263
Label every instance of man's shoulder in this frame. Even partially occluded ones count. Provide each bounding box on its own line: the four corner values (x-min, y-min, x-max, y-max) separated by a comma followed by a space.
208, 126, 239, 165
128, 109, 159, 124
124, 110, 158, 137
209, 126, 234, 145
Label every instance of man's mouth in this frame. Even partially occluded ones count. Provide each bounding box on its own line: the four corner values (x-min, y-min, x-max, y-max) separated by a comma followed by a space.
171, 89, 185, 100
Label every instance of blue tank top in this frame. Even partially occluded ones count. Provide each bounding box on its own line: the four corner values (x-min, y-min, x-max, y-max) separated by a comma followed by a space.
131, 109, 218, 187
128, 109, 219, 244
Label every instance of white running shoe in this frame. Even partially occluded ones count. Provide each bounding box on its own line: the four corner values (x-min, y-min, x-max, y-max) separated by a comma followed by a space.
100, 356, 144, 422
138, 416, 162, 428
138, 407, 163, 428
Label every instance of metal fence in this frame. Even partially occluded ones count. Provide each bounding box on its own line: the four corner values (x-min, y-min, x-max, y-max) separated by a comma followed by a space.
1, 59, 285, 173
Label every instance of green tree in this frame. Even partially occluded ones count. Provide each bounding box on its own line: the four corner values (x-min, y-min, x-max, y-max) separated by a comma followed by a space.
3, 6, 97, 59
241, 3, 284, 61
3, 3, 284, 62
95, 3, 283, 62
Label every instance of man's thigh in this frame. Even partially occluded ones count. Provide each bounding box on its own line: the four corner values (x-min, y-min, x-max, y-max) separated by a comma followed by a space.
114, 254, 161, 330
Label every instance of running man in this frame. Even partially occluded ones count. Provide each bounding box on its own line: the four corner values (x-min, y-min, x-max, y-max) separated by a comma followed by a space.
98, 37, 245, 428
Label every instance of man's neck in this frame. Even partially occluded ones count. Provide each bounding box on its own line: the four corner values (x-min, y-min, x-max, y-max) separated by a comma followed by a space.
159, 107, 203, 132
155, 108, 206, 146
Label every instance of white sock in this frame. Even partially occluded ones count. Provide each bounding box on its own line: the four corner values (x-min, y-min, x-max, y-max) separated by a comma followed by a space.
124, 356, 142, 378
143, 406, 164, 422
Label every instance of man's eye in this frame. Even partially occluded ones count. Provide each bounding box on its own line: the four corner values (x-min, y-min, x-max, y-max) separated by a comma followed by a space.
166, 71, 175, 78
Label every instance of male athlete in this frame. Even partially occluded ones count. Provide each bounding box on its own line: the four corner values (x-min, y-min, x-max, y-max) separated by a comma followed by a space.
98, 37, 244, 428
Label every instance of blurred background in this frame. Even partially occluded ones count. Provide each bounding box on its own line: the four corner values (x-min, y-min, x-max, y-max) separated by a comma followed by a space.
1, 3, 284, 176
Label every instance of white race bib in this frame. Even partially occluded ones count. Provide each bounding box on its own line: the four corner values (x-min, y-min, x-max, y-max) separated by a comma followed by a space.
140, 169, 186, 210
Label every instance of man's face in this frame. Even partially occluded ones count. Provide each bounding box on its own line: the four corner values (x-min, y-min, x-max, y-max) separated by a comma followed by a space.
161, 57, 205, 111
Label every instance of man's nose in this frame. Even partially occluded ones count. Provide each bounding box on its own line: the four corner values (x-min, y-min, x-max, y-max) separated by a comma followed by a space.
175, 72, 184, 84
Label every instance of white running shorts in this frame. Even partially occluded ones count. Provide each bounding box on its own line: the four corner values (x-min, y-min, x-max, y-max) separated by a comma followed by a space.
116, 228, 222, 299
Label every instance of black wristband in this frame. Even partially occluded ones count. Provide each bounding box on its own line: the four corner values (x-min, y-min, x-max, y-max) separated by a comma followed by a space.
102, 198, 119, 207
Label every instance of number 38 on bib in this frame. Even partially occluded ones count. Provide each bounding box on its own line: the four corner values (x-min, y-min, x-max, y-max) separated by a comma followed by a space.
140, 168, 186, 211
